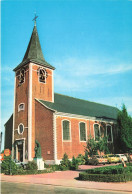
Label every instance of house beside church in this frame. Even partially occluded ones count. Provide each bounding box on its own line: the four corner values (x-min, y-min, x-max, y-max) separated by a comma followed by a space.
4, 22, 118, 164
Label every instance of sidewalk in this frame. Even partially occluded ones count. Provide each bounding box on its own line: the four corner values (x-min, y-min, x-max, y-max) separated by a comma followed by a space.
1, 164, 132, 193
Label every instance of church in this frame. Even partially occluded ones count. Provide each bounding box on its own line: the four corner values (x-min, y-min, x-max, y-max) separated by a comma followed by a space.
4, 21, 118, 164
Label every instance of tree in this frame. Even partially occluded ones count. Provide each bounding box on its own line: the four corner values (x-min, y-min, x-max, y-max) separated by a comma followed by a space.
117, 104, 132, 153
85, 135, 110, 157
98, 137, 110, 155
84, 136, 98, 157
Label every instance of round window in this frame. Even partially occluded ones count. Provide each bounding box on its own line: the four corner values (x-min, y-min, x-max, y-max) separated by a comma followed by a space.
18, 124, 24, 134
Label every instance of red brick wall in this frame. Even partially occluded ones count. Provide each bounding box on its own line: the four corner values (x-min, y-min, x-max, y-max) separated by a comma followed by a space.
56, 116, 113, 160
14, 65, 29, 152
56, 116, 91, 159
32, 64, 53, 158
14, 63, 54, 159
35, 100, 54, 160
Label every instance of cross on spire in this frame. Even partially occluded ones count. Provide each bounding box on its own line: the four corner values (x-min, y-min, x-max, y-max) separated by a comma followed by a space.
33, 13, 38, 26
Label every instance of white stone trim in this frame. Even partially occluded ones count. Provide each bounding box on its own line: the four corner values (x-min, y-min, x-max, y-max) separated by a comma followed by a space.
18, 123, 25, 135
12, 75, 16, 159
18, 103, 25, 112
55, 112, 116, 123
44, 160, 55, 165
28, 63, 32, 161
52, 70, 54, 103
15, 138, 25, 162
53, 113, 57, 163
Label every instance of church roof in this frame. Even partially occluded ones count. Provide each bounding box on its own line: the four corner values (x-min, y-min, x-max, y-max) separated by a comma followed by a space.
38, 93, 118, 120
13, 25, 55, 71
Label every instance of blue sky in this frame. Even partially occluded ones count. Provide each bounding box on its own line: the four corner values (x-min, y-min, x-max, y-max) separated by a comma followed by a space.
1, 0, 132, 150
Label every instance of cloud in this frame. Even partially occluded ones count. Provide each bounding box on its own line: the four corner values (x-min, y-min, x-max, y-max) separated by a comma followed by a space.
53, 57, 132, 77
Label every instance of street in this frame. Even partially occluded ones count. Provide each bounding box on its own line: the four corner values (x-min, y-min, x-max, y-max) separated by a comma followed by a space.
1, 181, 129, 194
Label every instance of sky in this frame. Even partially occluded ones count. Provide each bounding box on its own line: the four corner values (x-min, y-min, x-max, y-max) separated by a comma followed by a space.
1, 0, 132, 150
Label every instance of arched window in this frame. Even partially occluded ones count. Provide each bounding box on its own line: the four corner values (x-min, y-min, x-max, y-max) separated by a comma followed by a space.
106, 125, 113, 142
79, 122, 86, 141
18, 69, 25, 84
62, 120, 70, 141
39, 68, 48, 83
100, 126, 104, 138
18, 123, 24, 134
94, 124, 100, 141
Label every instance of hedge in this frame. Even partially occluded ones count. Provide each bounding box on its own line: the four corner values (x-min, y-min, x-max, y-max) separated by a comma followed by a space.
79, 172, 132, 182
86, 165, 132, 175
5, 169, 53, 175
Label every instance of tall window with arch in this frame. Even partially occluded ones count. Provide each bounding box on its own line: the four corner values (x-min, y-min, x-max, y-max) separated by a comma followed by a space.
39, 68, 48, 83
106, 125, 113, 142
79, 122, 86, 141
94, 124, 100, 141
62, 120, 70, 141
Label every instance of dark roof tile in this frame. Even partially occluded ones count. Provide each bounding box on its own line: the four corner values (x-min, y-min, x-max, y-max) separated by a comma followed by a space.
13, 25, 55, 71
39, 93, 118, 120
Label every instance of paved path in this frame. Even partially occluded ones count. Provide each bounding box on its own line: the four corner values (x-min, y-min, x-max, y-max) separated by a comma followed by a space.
1, 165, 132, 193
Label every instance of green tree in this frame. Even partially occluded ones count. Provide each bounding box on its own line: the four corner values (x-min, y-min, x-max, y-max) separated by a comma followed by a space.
70, 156, 78, 170
1, 155, 17, 175
117, 104, 132, 153
85, 135, 109, 158
84, 136, 98, 157
98, 137, 110, 155
60, 153, 71, 169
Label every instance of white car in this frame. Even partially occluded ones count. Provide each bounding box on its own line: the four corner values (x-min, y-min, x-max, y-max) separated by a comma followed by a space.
116, 154, 128, 162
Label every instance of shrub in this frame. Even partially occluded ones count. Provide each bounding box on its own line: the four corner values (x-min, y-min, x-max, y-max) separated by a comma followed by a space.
79, 172, 132, 182
79, 164, 132, 182
84, 151, 89, 164
60, 153, 71, 170
86, 164, 132, 174
50, 164, 61, 171
70, 156, 78, 170
87, 157, 99, 165
26, 161, 38, 170
76, 154, 85, 165
13, 169, 53, 175
1, 155, 18, 175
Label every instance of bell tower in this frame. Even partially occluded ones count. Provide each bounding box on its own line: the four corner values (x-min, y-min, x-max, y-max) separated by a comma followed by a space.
12, 19, 55, 161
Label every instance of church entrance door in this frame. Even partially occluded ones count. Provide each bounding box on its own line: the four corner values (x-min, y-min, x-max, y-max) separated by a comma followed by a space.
18, 144, 23, 162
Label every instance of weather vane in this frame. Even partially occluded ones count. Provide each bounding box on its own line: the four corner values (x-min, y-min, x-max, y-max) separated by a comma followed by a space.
33, 12, 38, 26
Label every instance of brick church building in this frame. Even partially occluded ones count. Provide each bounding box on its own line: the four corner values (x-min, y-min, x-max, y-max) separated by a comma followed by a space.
4, 22, 118, 164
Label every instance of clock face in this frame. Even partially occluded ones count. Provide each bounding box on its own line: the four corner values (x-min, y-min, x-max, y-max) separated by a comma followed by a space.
18, 69, 25, 84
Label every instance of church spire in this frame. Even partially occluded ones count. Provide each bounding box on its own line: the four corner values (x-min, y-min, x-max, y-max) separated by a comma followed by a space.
13, 20, 55, 71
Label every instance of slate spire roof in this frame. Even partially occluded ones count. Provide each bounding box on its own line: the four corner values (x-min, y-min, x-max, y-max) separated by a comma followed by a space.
13, 24, 55, 71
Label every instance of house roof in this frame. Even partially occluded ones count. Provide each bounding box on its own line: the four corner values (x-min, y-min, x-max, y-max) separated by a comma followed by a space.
39, 93, 118, 120
13, 25, 55, 71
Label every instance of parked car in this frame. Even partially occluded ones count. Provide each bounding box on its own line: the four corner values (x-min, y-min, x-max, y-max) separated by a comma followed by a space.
105, 154, 120, 164
13, 159, 28, 169
96, 155, 108, 165
115, 154, 128, 162
88, 156, 99, 165
124, 153, 132, 162
129, 154, 132, 161
88, 155, 108, 165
